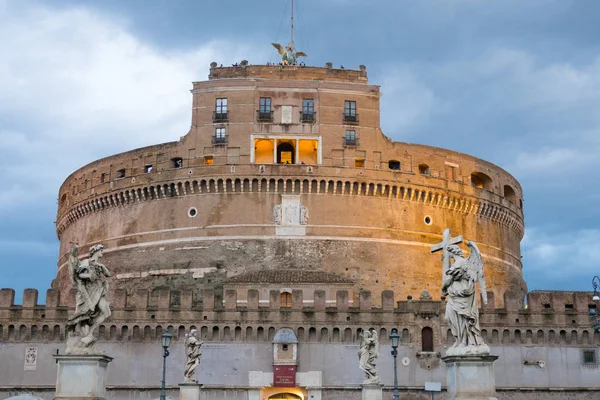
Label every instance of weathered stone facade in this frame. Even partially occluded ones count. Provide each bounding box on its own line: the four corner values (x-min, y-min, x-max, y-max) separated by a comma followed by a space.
0, 287, 599, 399
53, 64, 525, 306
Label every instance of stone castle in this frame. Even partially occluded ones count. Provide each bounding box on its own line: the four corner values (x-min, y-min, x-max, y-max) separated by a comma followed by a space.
1, 62, 598, 400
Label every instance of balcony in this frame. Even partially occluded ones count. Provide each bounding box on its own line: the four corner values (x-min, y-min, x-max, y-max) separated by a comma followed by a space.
343, 113, 359, 125
256, 110, 274, 122
212, 135, 228, 146
213, 111, 228, 122
300, 111, 316, 123
343, 137, 359, 147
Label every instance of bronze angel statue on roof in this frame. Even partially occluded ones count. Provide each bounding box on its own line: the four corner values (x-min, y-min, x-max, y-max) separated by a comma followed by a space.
441, 239, 490, 356
272, 42, 307, 65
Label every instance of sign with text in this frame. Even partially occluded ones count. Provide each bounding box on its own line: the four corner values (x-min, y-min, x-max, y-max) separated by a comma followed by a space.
273, 365, 296, 387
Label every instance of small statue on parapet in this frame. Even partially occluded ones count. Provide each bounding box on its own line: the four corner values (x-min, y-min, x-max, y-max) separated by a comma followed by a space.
184, 329, 203, 383
65, 244, 112, 354
358, 328, 380, 385
431, 228, 490, 356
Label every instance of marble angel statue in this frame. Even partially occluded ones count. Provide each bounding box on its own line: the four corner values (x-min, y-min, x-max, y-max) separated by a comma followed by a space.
442, 240, 490, 356
184, 329, 203, 383
65, 244, 112, 354
358, 328, 380, 384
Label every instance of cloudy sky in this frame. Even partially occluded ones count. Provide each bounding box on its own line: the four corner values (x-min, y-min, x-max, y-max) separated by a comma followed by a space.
1, 0, 599, 302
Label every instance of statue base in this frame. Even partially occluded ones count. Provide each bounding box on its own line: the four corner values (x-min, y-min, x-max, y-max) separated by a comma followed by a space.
442, 355, 499, 400
361, 383, 383, 400
179, 383, 202, 400
54, 354, 113, 400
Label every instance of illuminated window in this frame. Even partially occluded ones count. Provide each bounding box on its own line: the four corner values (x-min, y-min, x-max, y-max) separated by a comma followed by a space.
204, 156, 214, 165
355, 158, 365, 168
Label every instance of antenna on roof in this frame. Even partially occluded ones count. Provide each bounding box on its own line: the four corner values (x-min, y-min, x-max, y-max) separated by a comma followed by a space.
271, 0, 307, 65
291, 0, 295, 46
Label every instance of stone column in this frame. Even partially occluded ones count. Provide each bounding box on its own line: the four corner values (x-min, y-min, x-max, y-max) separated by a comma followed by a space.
442, 355, 499, 400
361, 383, 383, 400
273, 139, 277, 164
178, 383, 202, 400
54, 354, 113, 400
295, 139, 300, 164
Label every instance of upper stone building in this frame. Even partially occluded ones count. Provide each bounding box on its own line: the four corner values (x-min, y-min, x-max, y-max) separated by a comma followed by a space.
54, 62, 526, 306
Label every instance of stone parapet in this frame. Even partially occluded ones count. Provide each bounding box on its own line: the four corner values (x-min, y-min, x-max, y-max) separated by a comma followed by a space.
1, 288, 598, 347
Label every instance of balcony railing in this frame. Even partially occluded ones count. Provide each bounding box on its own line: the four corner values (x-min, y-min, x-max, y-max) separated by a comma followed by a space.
343, 113, 359, 124
300, 111, 316, 123
212, 135, 228, 145
256, 110, 274, 122
343, 137, 359, 147
213, 111, 228, 122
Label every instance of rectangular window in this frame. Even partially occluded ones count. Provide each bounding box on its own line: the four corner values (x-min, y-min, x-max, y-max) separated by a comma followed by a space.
116, 169, 126, 178
302, 99, 314, 115
259, 97, 271, 113
301, 99, 315, 122
214, 98, 228, 121
216, 98, 227, 114
100, 173, 106, 183
344, 130, 357, 146
213, 127, 227, 145
215, 127, 226, 139
258, 97, 272, 122
144, 165, 153, 173
355, 158, 365, 168
583, 350, 596, 364
204, 155, 214, 165
344, 100, 356, 116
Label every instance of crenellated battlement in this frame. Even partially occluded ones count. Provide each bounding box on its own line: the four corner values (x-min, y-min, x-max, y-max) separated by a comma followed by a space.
1, 288, 598, 346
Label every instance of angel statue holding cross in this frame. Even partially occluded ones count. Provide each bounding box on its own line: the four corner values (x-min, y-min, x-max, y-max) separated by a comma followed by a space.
431, 229, 490, 356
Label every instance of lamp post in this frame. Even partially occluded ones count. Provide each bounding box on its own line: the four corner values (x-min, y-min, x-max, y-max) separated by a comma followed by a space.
160, 331, 173, 400
590, 276, 600, 332
389, 328, 400, 400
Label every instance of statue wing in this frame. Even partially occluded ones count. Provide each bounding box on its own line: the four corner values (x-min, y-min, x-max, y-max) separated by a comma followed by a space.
271, 43, 285, 56
466, 240, 487, 304
295, 51, 307, 58
68, 245, 80, 285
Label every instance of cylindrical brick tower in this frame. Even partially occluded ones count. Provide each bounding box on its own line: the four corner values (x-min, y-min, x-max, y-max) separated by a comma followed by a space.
55, 64, 526, 305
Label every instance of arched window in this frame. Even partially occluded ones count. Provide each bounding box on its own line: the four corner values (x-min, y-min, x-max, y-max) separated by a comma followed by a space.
470, 172, 493, 190
280, 292, 292, 307
418, 164, 430, 175
503, 185, 517, 203
421, 327, 434, 352
388, 160, 400, 170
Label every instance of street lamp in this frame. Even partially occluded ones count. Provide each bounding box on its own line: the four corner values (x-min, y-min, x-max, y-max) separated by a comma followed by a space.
389, 328, 400, 400
160, 331, 173, 400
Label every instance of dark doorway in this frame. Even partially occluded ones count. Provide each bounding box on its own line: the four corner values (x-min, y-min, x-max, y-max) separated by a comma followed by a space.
422, 327, 434, 352
277, 142, 295, 164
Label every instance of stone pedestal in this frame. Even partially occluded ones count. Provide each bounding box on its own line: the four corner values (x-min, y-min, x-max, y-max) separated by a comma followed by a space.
54, 354, 113, 400
178, 383, 202, 400
442, 355, 499, 400
361, 383, 383, 400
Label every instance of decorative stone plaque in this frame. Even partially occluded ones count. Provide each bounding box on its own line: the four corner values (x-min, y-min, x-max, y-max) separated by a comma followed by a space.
274, 195, 307, 236
24, 347, 37, 371
273, 365, 296, 387
281, 105, 293, 124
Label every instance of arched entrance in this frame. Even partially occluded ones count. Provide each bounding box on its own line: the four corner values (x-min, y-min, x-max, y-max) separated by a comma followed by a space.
277, 142, 295, 164
268, 394, 302, 400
